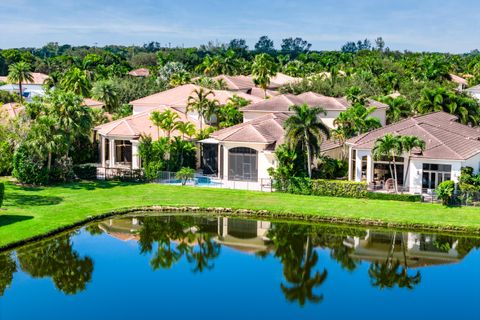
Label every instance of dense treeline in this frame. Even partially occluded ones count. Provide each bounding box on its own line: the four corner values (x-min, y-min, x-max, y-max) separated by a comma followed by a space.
2, 36, 480, 184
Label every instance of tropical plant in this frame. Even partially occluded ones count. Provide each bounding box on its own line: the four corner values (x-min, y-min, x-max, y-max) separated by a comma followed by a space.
372, 134, 403, 193
284, 104, 330, 178
150, 109, 180, 139
176, 167, 196, 185
7, 61, 33, 103
436, 180, 456, 206
187, 88, 217, 130
399, 136, 426, 189
379, 96, 411, 123
60, 67, 91, 97
251, 53, 277, 97
91, 80, 119, 113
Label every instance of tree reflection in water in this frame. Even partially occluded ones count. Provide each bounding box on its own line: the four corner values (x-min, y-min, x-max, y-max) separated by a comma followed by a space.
0, 252, 16, 296
138, 216, 221, 272
16, 233, 94, 295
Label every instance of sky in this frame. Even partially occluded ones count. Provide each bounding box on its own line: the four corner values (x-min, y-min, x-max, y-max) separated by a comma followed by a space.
0, 0, 478, 53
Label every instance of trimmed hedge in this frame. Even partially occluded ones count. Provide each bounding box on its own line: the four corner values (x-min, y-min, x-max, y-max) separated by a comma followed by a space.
277, 177, 421, 202
311, 179, 368, 198
366, 192, 421, 202
73, 164, 98, 180
0, 182, 4, 208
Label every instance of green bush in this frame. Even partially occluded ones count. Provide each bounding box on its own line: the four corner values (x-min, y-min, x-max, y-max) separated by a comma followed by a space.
73, 164, 98, 180
0, 182, 4, 208
436, 180, 456, 206
12, 144, 49, 185
176, 167, 195, 185
366, 192, 421, 202
311, 179, 368, 198
276, 177, 422, 202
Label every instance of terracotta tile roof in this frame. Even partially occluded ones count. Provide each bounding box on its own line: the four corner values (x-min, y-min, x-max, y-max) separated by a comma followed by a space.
248, 87, 281, 98
128, 68, 150, 77
347, 112, 480, 160
210, 112, 338, 151
269, 72, 302, 87
0, 72, 48, 85
211, 75, 255, 90
130, 84, 263, 112
448, 73, 468, 86
0, 102, 24, 119
82, 98, 104, 108
94, 105, 203, 140
241, 92, 388, 113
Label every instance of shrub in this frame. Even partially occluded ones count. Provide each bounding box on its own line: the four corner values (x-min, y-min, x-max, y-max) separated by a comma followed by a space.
0, 182, 4, 208
12, 144, 49, 185
73, 164, 98, 180
176, 167, 196, 185
366, 192, 421, 202
311, 179, 368, 198
436, 180, 456, 206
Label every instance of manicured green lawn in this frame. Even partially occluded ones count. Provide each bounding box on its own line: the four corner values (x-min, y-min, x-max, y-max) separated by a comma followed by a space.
1, 179, 480, 248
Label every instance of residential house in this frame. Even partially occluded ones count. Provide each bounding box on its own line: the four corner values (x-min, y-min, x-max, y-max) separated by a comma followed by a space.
128, 68, 150, 77
94, 105, 203, 169
346, 112, 480, 194
0, 102, 24, 123
0, 72, 49, 102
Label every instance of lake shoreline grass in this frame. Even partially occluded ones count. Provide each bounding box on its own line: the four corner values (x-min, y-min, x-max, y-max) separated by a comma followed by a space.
2, 179, 480, 250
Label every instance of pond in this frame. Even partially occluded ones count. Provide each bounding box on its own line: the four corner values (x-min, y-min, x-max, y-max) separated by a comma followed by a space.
1, 214, 479, 319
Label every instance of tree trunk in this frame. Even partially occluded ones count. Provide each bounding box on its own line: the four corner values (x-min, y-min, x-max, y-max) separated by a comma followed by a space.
19, 82, 23, 104
403, 155, 411, 193
392, 156, 399, 193
47, 152, 52, 171
305, 134, 312, 178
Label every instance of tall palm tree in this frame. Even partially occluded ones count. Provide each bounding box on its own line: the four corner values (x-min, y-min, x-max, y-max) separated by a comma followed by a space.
157, 109, 180, 139
91, 80, 119, 113
60, 67, 91, 97
251, 53, 277, 98
28, 115, 63, 171
284, 104, 330, 178
150, 111, 163, 138
399, 136, 425, 191
176, 121, 196, 140
372, 134, 403, 193
379, 96, 411, 124
8, 62, 33, 103
187, 88, 216, 130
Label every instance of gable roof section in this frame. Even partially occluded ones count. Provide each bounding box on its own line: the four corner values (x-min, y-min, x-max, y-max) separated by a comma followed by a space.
128, 68, 150, 77
241, 92, 388, 113
212, 75, 255, 90
347, 112, 480, 160
0, 102, 24, 119
129, 84, 263, 111
211, 113, 289, 144
95, 105, 203, 140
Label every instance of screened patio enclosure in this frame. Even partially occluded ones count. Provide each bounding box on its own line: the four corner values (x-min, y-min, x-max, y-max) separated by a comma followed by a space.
227, 147, 258, 182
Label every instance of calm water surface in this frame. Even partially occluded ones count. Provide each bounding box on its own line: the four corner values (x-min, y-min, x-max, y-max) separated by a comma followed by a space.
0, 214, 479, 320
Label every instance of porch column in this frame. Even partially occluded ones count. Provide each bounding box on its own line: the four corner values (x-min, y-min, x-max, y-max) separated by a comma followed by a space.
100, 136, 106, 168
348, 147, 353, 181
109, 138, 116, 168
131, 141, 140, 169
355, 151, 362, 182
366, 153, 373, 183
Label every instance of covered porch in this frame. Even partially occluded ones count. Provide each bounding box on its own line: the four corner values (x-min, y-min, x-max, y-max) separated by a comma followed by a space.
348, 147, 462, 194
98, 135, 141, 169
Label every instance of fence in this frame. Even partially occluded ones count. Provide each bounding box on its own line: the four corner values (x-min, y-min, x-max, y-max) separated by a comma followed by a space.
97, 167, 146, 182
98, 167, 274, 192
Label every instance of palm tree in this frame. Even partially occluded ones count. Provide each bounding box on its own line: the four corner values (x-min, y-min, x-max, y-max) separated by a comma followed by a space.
150, 111, 163, 138
251, 53, 277, 98
91, 80, 119, 113
187, 88, 216, 130
28, 115, 63, 171
284, 104, 330, 178
176, 121, 196, 140
8, 62, 33, 103
372, 134, 403, 193
158, 109, 180, 139
379, 96, 411, 123
60, 67, 91, 97
399, 136, 425, 191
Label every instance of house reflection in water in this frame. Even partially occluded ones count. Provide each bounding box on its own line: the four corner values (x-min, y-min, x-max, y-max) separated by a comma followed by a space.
97, 216, 470, 268
216, 217, 271, 254
344, 231, 462, 268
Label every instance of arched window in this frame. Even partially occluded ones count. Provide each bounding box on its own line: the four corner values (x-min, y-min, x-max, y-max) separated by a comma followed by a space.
228, 147, 258, 181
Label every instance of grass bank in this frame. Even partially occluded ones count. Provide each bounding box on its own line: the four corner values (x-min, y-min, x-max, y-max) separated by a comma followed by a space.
1, 179, 480, 249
